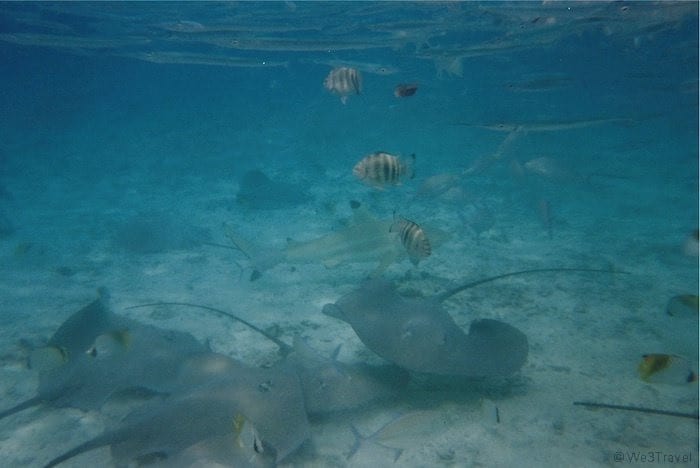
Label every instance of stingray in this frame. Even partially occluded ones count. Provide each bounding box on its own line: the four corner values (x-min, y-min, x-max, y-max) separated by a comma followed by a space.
127, 302, 410, 416
44, 352, 309, 467
0, 289, 208, 420
236, 169, 311, 210
322, 268, 626, 377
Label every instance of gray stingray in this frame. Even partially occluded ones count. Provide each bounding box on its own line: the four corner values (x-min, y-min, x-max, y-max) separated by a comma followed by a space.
0, 289, 208, 420
44, 352, 309, 467
236, 169, 311, 209
127, 302, 410, 416
322, 268, 624, 377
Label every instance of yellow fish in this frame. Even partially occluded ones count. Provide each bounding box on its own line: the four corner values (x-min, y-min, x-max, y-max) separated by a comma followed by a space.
638, 354, 697, 385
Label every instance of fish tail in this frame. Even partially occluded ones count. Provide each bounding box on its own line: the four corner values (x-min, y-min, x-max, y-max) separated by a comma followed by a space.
0, 395, 42, 420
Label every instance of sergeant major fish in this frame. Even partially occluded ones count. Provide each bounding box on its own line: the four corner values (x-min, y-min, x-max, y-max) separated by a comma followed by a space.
324, 66, 362, 104
353, 151, 415, 189
390, 214, 431, 265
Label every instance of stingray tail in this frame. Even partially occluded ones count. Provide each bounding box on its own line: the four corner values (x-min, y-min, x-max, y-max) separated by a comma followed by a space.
0, 395, 42, 420
43, 434, 111, 468
574, 401, 699, 420
125, 302, 293, 356
437, 267, 630, 302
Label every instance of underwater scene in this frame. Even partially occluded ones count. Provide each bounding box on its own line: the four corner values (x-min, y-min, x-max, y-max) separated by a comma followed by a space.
0, 2, 698, 467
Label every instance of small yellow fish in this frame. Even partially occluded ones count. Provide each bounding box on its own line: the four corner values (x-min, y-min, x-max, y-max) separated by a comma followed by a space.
353, 152, 415, 189
233, 413, 264, 454
324, 66, 362, 104
638, 354, 697, 385
390, 214, 431, 265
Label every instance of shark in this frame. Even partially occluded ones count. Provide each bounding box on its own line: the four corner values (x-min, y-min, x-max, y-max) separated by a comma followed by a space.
225, 203, 438, 279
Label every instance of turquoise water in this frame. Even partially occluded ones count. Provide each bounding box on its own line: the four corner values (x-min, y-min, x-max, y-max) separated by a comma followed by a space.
0, 2, 698, 467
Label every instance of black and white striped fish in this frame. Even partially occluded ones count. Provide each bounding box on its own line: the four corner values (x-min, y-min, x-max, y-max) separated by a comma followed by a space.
353, 152, 415, 189
390, 214, 431, 265
324, 66, 362, 104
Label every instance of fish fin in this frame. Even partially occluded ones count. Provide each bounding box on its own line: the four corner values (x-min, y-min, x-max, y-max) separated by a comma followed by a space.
406, 154, 416, 179
224, 225, 256, 260
341, 96, 349, 105
370, 252, 399, 277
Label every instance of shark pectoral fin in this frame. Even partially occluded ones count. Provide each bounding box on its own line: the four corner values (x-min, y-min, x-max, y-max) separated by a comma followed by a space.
370, 252, 399, 277
224, 225, 257, 259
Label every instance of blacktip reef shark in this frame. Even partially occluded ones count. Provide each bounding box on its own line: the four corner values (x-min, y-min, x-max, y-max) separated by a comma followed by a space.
323, 267, 628, 377
225, 202, 448, 279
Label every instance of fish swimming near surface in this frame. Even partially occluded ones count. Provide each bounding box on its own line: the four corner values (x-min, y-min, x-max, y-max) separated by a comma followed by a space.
324, 66, 362, 104
353, 151, 415, 189
638, 354, 698, 385
390, 214, 431, 265
308, 58, 398, 75
323, 268, 626, 377
394, 83, 419, 97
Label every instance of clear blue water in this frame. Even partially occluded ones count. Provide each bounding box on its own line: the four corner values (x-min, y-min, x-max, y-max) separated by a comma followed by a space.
0, 2, 697, 467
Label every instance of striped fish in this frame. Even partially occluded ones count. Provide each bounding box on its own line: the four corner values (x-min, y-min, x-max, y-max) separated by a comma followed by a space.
353, 152, 415, 189
390, 214, 431, 265
324, 66, 362, 104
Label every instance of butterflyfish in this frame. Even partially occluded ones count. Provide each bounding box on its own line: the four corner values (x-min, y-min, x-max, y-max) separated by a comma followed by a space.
638, 354, 698, 385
